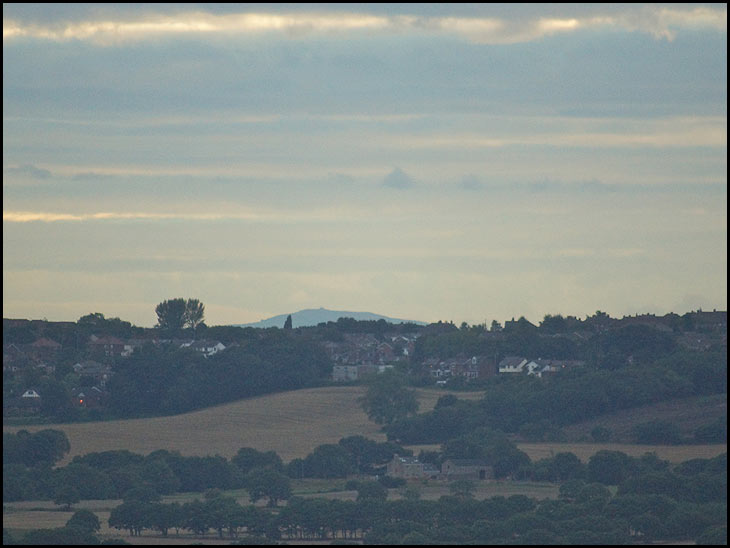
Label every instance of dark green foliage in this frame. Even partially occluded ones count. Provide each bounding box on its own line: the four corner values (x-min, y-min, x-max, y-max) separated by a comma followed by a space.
359, 370, 419, 426
3, 429, 70, 467
53, 484, 80, 509
587, 450, 634, 485
245, 467, 292, 506
233, 448, 284, 474
633, 420, 683, 444
288, 444, 355, 479
22, 526, 100, 545
387, 352, 718, 442
694, 416, 727, 443
590, 425, 612, 442
66, 509, 101, 533
356, 480, 388, 502
107, 329, 330, 418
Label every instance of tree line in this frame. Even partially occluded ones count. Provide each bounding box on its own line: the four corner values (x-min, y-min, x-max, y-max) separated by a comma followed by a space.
8, 452, 726, 544
384, 350, 727, 444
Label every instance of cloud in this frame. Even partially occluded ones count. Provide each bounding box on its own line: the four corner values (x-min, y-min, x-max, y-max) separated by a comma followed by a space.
3, 164, 52, 179
382, 168, 416, 189
3, 5, 725, 45
457, 174, 485, 191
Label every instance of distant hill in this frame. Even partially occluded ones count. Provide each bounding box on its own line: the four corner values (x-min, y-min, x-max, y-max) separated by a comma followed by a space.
235, 308, 427, 329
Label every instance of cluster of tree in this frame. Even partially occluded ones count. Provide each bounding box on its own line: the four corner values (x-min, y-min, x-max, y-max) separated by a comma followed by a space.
3, 508, 113, 545
287, 436, 411, 479
3, 429, 70, 468
94, 450, 726, 544
106, 329, 331, 418
5, 437, 262, 503
412, 315, 721, 374
385, 351, 727, 444
359, 369, 419, 426
2, 432, 410, 505
108, 489, 277, 540
154, 298, 205, 336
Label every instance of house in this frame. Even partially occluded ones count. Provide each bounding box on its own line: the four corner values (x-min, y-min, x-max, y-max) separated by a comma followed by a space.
73, 360, 113, 386
71, 386, 106, 408
331, 363, 383, 382
28, 338, 62, 361
387, 455, 439, 479
179, 340, 226, 358
498, 356, 528, 373
3, 343, 28, 371
3, 389, 42, 416
441, 459, 493, 480
332, 365, 359, 382
88, 335, 126, 359
451, 356, 496, 380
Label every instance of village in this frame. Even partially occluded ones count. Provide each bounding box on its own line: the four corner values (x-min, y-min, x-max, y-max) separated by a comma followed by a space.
3, 309, 727, 418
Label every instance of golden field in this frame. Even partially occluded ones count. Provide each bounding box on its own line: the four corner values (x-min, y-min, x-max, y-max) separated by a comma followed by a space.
3, 386, 484, 464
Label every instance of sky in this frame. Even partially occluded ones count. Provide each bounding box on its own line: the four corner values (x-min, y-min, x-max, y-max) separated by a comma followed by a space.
3, 3, 727, 328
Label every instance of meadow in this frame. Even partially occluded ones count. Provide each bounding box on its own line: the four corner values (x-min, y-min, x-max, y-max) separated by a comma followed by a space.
2, 386, 484, 464
4, 385, 726, 544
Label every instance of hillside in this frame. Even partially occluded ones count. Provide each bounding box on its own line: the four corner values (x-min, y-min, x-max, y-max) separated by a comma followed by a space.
559, 393, 727, 443
234, 307, 427, 328
2, 386, 483, 465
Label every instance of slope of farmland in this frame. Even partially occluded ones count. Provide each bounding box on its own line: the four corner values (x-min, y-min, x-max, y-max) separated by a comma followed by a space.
559, 393, 727, 443
3, 387, 484, 465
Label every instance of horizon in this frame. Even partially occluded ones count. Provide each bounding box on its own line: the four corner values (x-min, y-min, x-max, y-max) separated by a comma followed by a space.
3, 304, 726, 330
3, 4, 727, 328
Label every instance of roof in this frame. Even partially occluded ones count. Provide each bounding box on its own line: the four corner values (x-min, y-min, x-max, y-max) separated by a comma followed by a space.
444, 459, 490, 467
31, 338, 61, 348
499, 356, 526, 367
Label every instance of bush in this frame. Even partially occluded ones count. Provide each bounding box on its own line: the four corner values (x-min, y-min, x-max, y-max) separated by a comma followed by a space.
591, 426, 612, 442
633, 420, 683, 445
378, 476, 406, 488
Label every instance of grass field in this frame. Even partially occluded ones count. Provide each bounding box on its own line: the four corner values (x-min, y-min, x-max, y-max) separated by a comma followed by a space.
3, 477, 560, 544
5, 385, 724, 544
2, 386, 484, 464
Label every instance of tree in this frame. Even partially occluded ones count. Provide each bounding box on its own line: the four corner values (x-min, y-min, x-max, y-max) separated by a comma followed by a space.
108, 500, 151, 537
449, 479, 476, 499
356, 480, 388, 502
246, 467, 292, 507
54, 484, 80, 510
587, 450, 633, 485
359, 370, 419, 426
66, 509, 101, 534
185, 299, 205, 338
155, 298, 188, 331
233, 447, 284, 474
284, 314, 293, 330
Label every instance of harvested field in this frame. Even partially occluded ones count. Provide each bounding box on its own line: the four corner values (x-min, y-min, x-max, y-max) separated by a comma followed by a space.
560, 394, 727, 443
3, 386, 483, 464
517, 441, 727, 464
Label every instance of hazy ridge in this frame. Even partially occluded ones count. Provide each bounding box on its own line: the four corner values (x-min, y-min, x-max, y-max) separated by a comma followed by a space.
234, 307, 427, 328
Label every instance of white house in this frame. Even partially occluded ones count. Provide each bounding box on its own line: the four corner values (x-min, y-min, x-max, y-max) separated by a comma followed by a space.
498, 356, 528, 373
180, 340, 226, 358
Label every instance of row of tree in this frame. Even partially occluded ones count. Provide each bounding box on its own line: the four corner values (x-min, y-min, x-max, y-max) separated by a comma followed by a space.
383, 351, 727, 444
45, 450, 730, 545
105, 328, 331, 418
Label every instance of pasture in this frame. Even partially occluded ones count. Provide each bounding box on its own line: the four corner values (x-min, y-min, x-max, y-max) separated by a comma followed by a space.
2, 386, 484, 464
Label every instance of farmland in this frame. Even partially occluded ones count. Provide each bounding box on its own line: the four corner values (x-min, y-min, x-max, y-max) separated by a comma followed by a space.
4, 386, 726, 466
2, 386, 484, 464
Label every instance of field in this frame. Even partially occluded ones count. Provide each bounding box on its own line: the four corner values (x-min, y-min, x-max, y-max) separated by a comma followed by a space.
4, 385, 726, 544
3, 478, 560, 544
560, 393, 727, 443
2, 386, 484, 464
